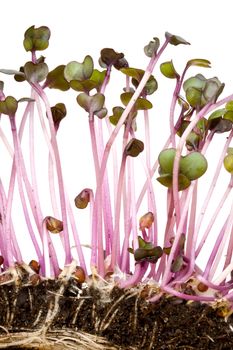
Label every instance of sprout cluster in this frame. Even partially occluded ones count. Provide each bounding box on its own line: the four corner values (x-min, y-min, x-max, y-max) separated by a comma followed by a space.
1, 26, 233, 306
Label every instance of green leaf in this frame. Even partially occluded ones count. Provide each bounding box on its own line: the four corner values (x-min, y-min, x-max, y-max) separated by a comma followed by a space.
227, 147, 233, 155
208, 118, 232, 133
156, 174, 173, 188
23, 25, 51, 52
18, 97, 35, 103
185, 87, 202, 108
179, 233, 186, 250
176, 120, 190, 137
187, 59, 211, 68
76, 93, 91, 112
156, 173, 191, 191
90, 94, 105, 114
208, 108, 233, 133
214, 82, 225, 102
120, 92, 152, 110
128, 247, 134, 254
171, 255, 184, 272
178, 173, 191, 191
160, 60, 179, 79
183, 74, 206, 92
165, 32, 190, 46
64, 56, 94, 82
178, 96, 189, 111
46, 65, 70, 91
120, 67, 144, 81
70, 69, 106, 92
134, 246, 163, 263
51, 103, 67, 127
177, 119, 207, 151
14, 67, 26, 82
76, 92, 105, 115
134, 248, 149, 261
138, 236, 154, 249
143, 76, 158, 95
24, 61, 48, 83
83, 56, 94, 79
203, 78, 222, 101
226, 101, 233, 111
70, 80, 97, 92
90, 69, 106, 89
163, 246, 171, 255
144, 37, 160, 57
0, 69, 25, 76
136, 98, 153, 110
120, 92, 135, 106
224, 154, 233, 174
158, 148, 176, 174
100, 48, 124, 67
121, 67, 157, 95
132, 75, 158, 95
113, 57, 129, 70
109, 106, 124, 125
0, 96, 18, 115
95, 108, 108, 119
125, 138, 144, 157
208, 109, 225, 121
180, 152, 208, 181
185, 132, 201, 151
223, 110, 233, 123
196, 118, 208, 135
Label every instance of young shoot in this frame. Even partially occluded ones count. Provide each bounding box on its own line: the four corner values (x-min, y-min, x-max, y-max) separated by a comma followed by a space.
1, 26, 233, 305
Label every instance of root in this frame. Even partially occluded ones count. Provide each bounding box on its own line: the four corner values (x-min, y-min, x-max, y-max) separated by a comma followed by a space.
98, 289, 138, 332
0, 264, 144, 349
0, 329, 136, 350
42, 260, 78, 334
0, 330, 43, 349
0, 266, 22, 286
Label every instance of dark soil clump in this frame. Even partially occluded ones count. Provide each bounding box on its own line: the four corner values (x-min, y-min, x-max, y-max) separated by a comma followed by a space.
1, 281, 233, 349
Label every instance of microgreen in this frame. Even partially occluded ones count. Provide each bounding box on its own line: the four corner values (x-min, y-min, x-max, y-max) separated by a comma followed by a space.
1, 26, 233, 305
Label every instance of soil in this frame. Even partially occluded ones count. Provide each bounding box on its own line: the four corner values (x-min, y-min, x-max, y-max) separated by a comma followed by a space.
1, 278, 233, 349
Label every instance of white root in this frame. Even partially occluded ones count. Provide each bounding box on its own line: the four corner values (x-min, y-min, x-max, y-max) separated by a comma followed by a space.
0, 262, 143, 349
42, 260, 78, 334
0, 329, 136, 349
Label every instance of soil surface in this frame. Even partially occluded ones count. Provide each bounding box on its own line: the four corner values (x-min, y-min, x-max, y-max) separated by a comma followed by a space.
1, 279, 233, 349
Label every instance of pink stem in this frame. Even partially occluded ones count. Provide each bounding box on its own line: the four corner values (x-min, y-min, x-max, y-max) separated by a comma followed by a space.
32, 84, 72, 264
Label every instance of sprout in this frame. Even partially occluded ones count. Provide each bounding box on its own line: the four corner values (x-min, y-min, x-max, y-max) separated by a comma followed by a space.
50, 103, 67, 129
72, 266, 86, 283
124, 138, 144, 157
45, 216, 63, 234
74, 189, 91, 209
23, 25, 51, 52
64, 56, 94, 82
24, 61, 49, 83
139, 212, 154, 231
144, 37, 160, 57
29, 260, 40, 274
1, 25, 233, 309
183, 74, 224, 108
160, 60, 179, 79
76, 92, 106, 116
99, 48, 126, 69
45, 65, 70, 91
0, 96, 18, 115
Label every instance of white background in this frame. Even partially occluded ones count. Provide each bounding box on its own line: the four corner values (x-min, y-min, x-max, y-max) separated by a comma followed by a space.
1, 0, 233, 272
